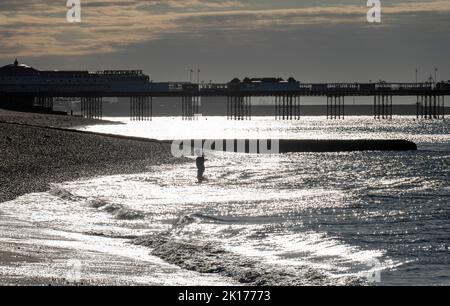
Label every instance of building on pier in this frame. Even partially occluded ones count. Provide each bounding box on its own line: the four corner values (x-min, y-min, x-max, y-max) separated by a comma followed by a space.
0, 59, 150, 112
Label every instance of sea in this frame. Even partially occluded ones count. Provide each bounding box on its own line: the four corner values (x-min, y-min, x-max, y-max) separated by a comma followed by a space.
1, 116, 449, 285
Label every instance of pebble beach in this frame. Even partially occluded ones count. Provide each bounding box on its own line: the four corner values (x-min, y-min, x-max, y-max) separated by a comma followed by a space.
0, 109, 187, 285
0, 109, 182, 203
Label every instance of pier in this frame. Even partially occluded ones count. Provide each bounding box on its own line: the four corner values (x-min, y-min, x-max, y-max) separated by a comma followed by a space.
1, 61, 449, 121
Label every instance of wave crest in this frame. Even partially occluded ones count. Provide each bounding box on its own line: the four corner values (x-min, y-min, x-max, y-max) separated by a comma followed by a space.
88, 198, 145, 220
133, 234, 358, 286
103, 204, 145, 220
49, 185, 82, 201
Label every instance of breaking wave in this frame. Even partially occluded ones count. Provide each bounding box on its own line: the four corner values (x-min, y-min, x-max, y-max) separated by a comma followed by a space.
48, 185, 83, 201
133, 233, 360, 286
88, 198, 145, 220
174, 213, 230, 227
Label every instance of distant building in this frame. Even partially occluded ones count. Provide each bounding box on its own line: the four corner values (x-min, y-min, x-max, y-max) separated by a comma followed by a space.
0, 59, 150, 111
0, 59, 40, 76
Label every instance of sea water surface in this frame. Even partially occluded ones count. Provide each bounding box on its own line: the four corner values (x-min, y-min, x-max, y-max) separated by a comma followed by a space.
1, 116, 449, 285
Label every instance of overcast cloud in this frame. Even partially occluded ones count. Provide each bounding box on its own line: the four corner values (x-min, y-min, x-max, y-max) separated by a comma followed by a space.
0, 0, 449, 82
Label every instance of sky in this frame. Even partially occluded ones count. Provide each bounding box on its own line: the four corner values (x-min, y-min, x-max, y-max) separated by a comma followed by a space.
0, 0, 449, 82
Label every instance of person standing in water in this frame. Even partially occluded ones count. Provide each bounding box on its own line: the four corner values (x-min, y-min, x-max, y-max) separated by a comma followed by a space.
196, 153, 206, 183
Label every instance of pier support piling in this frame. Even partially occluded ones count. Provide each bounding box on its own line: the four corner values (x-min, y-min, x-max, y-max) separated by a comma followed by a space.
130, 96, 152, 121
416, 95, 444, 120
34, 96, 54, 111
275, 95, 300, 120
227, 95, 251, 120
374, 94, 392, 119
182, 96, 201, 120
327, 95, 345, 119
81, 97, 102, 119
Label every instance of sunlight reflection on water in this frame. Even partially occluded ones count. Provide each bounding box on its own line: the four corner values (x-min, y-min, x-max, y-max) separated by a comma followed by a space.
1, 116, 449, 285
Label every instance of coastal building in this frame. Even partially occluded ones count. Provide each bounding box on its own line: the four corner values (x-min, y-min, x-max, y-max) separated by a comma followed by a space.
0, 59, 150, 111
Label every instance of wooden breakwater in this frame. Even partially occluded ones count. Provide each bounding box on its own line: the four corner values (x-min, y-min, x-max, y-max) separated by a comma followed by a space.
171, 139, 418, 154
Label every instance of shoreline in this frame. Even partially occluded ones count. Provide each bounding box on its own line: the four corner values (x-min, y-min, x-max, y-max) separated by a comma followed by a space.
0, 109, 119, 128
0, 109, 185, 204
0, 110, 192, 285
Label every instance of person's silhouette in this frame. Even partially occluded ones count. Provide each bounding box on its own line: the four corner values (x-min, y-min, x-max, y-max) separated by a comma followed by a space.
196, 154, 205, 183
